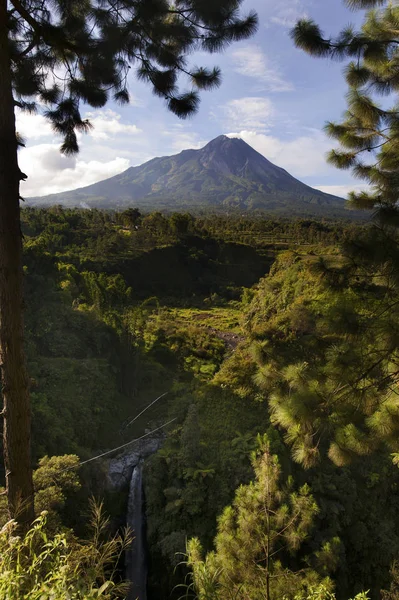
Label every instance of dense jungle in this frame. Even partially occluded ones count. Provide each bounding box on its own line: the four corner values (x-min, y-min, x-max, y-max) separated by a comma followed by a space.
3, 206, 399, 600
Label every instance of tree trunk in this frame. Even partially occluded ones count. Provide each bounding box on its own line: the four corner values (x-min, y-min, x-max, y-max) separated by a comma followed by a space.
0, 0, 34, 528
266, 519, 271, 600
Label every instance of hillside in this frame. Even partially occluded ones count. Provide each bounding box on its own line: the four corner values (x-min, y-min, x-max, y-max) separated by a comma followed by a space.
28, 135, 349, 216
13, 207, 399, 600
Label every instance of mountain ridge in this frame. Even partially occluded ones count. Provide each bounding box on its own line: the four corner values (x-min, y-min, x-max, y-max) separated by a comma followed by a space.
27, 135, 349, 216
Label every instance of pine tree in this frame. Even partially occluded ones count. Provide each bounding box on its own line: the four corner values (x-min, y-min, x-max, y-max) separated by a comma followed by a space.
291, 0, 399, 219
186, 440, 335, 600
0, 0, 257, 527
278, 0, 399, 469
247, 249, 399, 468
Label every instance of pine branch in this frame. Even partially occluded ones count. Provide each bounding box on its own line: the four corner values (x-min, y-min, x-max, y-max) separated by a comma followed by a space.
9, 0, 41, 33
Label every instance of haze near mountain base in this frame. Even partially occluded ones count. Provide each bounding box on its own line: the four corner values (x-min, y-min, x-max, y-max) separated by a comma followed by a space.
28, 135, 349, 217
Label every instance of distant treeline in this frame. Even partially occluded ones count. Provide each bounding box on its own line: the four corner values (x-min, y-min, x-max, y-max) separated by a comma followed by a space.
21, 206, 364, 252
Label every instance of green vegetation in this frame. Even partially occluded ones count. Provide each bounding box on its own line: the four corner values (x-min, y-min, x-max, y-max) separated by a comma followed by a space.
186, 440, 331, 600
17, 207, 276, 465
0, 505, 130, 599
1, 205, 399, 600
169, 307, 242, 333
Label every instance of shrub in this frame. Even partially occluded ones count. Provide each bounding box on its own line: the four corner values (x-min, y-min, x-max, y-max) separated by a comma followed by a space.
0, 501, 130, 599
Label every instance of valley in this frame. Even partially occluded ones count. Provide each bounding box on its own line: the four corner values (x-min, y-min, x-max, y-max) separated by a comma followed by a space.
3, 206, 398, 600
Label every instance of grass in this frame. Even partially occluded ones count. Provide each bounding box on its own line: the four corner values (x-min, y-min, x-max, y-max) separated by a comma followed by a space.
166, 305, 242, 334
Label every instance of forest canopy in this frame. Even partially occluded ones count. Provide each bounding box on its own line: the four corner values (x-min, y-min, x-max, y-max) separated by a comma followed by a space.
4, 207, 398, 600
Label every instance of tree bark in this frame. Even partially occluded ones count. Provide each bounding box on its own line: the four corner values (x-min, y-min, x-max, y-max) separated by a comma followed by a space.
0, 0, 34, 528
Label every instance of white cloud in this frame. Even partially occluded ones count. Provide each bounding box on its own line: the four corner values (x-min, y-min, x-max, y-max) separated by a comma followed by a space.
315, 184, 370, 198
129, 94, 145, 108
85, 109, 141, 140
16, 108, 142, 145
231, 46, 293, 92
19, 143, 129, 196
16, 111, 54, 140
226, 129, 333, 177
161, 130, 207, 153
270, 0, 307, 27
223, 98, 275, 130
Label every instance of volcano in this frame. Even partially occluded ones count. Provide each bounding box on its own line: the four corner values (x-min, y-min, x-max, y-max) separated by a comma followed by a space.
28, 135, 346, 215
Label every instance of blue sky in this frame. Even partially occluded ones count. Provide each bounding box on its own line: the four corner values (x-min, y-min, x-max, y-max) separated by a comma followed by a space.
18, 0, 368, 198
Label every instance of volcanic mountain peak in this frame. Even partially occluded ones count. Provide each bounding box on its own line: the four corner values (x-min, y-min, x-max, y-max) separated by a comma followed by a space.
198, 135, 251, 172
28, 135, 348, 217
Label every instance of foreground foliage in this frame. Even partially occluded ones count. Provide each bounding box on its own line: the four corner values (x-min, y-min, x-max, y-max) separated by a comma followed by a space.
185, 441, 334, 600
0, 504, 129, 599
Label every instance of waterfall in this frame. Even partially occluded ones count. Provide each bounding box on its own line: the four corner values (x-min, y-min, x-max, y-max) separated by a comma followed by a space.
126, 461, 147, 600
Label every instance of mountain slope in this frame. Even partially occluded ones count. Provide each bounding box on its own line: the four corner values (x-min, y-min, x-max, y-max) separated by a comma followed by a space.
28, 135, 347, 214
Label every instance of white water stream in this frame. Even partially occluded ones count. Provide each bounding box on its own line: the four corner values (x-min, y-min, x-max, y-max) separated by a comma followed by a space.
125, 462, 147, 600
